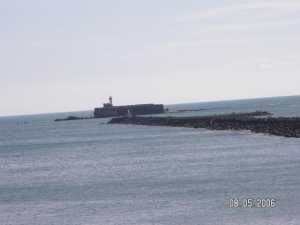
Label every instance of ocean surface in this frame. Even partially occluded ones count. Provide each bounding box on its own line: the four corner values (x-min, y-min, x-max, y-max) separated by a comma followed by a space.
1, 95, 300, 225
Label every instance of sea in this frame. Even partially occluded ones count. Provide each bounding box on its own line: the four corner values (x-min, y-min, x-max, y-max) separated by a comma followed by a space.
0, 95, 300, 225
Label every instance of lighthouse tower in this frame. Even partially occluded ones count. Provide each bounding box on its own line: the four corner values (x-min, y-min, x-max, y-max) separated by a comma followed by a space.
103, 96, 113, 108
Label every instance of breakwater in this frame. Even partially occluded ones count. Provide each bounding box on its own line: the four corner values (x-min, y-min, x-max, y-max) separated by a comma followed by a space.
108, 111, 300, 138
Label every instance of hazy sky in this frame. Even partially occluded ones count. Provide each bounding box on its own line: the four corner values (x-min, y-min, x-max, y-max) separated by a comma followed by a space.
1, 0, 300, 116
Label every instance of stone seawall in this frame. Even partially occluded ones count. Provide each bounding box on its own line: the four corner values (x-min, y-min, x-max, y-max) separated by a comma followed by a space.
108, 112, 300, 138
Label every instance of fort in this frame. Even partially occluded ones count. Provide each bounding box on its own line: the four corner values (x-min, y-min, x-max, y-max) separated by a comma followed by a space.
54, 97, 165, 121
93, 96, 165, 118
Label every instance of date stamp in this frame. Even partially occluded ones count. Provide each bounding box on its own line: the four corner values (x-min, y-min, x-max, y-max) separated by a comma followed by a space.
228, 198, 277, 208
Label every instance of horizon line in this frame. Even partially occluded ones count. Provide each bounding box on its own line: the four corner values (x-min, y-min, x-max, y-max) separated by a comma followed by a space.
1, 94, 299, 118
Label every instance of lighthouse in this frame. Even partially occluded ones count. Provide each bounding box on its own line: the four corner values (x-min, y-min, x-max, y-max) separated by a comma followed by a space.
109, 96, 113, 106
103, 96, 113, 108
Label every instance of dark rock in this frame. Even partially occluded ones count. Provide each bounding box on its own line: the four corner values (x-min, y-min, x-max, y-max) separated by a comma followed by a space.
54, 116, 92, 122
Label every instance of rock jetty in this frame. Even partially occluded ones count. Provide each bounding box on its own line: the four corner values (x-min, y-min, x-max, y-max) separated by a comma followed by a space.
108, 111, 300, 138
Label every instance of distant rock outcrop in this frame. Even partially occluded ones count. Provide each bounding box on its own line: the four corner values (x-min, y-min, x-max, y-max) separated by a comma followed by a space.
54, 116, 92, 122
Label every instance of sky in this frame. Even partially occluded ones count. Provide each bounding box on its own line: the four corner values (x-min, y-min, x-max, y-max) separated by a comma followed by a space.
1, 0, 300, 116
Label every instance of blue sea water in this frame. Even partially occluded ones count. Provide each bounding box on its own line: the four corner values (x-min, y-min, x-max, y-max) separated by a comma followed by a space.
0, 96, 300, 225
